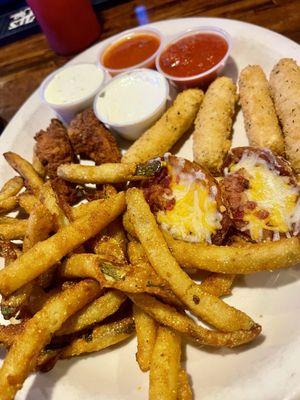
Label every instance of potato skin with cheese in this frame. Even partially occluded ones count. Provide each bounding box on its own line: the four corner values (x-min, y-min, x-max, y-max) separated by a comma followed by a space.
140, 155, 231, 245
193, 76, 237, 175
221, 147, 299, 242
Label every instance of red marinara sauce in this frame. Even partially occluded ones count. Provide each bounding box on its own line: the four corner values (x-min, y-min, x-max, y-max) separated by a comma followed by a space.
102, 33, 160, 70
159, 33, 228, 78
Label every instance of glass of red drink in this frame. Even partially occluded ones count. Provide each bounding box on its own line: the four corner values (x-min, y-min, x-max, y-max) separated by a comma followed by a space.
26, 0, 101, 55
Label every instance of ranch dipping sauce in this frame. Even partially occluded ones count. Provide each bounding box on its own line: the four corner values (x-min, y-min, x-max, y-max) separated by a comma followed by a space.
94, 69, 169, 140
44, 64, 105, 105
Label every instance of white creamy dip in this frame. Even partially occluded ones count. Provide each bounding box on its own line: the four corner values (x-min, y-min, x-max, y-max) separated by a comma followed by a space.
44, 64, 105, 105
94, 69, 168, 125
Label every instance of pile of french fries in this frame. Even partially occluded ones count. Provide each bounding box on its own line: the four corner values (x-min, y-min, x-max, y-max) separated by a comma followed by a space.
0, 57, 299, 400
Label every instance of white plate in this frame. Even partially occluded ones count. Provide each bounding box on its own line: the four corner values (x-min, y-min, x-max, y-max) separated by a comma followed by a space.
1, 17, 300, 400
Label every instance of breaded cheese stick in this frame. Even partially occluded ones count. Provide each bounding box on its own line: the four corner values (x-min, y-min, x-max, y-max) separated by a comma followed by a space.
269, 58, 300, 172
192, 77, 237, 174
122, 89, 204, 164
239, 65, 284, 154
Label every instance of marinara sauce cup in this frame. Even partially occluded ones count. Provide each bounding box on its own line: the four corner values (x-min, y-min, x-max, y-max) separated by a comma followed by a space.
98, 27, 164, 76
156, 27, 232, 89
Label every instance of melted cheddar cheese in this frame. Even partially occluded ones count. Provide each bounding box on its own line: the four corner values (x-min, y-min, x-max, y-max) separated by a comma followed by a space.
156, 162, 222, 243
230, 152, 299, 241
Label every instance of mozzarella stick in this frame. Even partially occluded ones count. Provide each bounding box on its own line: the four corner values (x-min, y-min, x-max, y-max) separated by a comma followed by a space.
193, 77, 237, 174
122, 89, 204, 164
269, 58, 300, 172
239, 65, 284, 154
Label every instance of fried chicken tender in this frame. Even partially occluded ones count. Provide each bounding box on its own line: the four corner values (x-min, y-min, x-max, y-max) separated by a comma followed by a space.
35, 119, 77, 179
269, 58, 300, 172
35, 119, 79, 204
68, 109, 121, 164
239, 65, 284, 154
193, 77, 237, 175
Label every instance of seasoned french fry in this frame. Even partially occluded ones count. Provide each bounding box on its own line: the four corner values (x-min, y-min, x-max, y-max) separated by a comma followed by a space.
0, 279, 101, 400
60, 253, 106, 284
133, 304, 157, 372
18, 192, 37, 214
39, 181, 69, 229
129, 293, 261, 348
94, 219, 127, 264
4, 152, 44, 195
32, 151, 46, 178
164, 232, 300, 274
0, 219, 27, 240
122, 89, 204, 164
239, 65, 284, 154
123, 210, 136, 238
126, 188, 255, 332
200, 273, 235, 297
72, 198, 107, 219
0, 323, 26, 348
57, 290, 126, 335
177, 369, 193, 400
0, 192, 126, 297
61, 316, 135, 358
149, 326, 181, 400
0, 240, 21, 265
58, 162, 138, 184
23, 201, 53, 251
0, 177, 24, 201
0, 197, 18, 214
193, 77, 237, 174
269, 58, 300, 172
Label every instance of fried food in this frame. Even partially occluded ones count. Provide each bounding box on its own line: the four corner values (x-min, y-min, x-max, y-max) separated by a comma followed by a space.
164, 231, 300, 274
193, 76, 237, 174
18, 193, 37, 214
61, 316, 135, 359
129, 293, 261, 348
0, 197, 18, 214
57, 290, 126, 335
133, 304, 157, 372
0, 176, 23, 201
269, 58, 300, 172
200, 273, 235, 297
4, 152, 44, 195
58, 162, 138, 184
0, 192, 125, 296
239, 65, 284, 154
68, 108, 121, 164
60, 253, 106, 284
141, 155, 231, 244
221, 147, 299, 241
126, 188, 255, 332
0, 323, 26, 348
177, 369, 193, 400
23, 201, 53, 251
149, 326, 181, 400
122, 89, 204, 164
0, 279, 100, 400
34, 119, 77, 178
39, 181, 69, 229
32, 151, 46, 178
0, 219, 27, 240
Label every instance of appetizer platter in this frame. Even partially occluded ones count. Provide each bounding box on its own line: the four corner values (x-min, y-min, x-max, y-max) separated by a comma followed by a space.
0, 17, 300, 400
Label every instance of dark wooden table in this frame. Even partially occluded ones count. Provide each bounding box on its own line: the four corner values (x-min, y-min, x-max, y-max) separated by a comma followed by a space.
0, 0, 300, 127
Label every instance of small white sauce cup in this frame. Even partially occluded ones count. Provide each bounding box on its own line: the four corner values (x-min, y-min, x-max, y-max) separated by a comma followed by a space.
40, 63, 107, 123
94, 68, 169, 141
